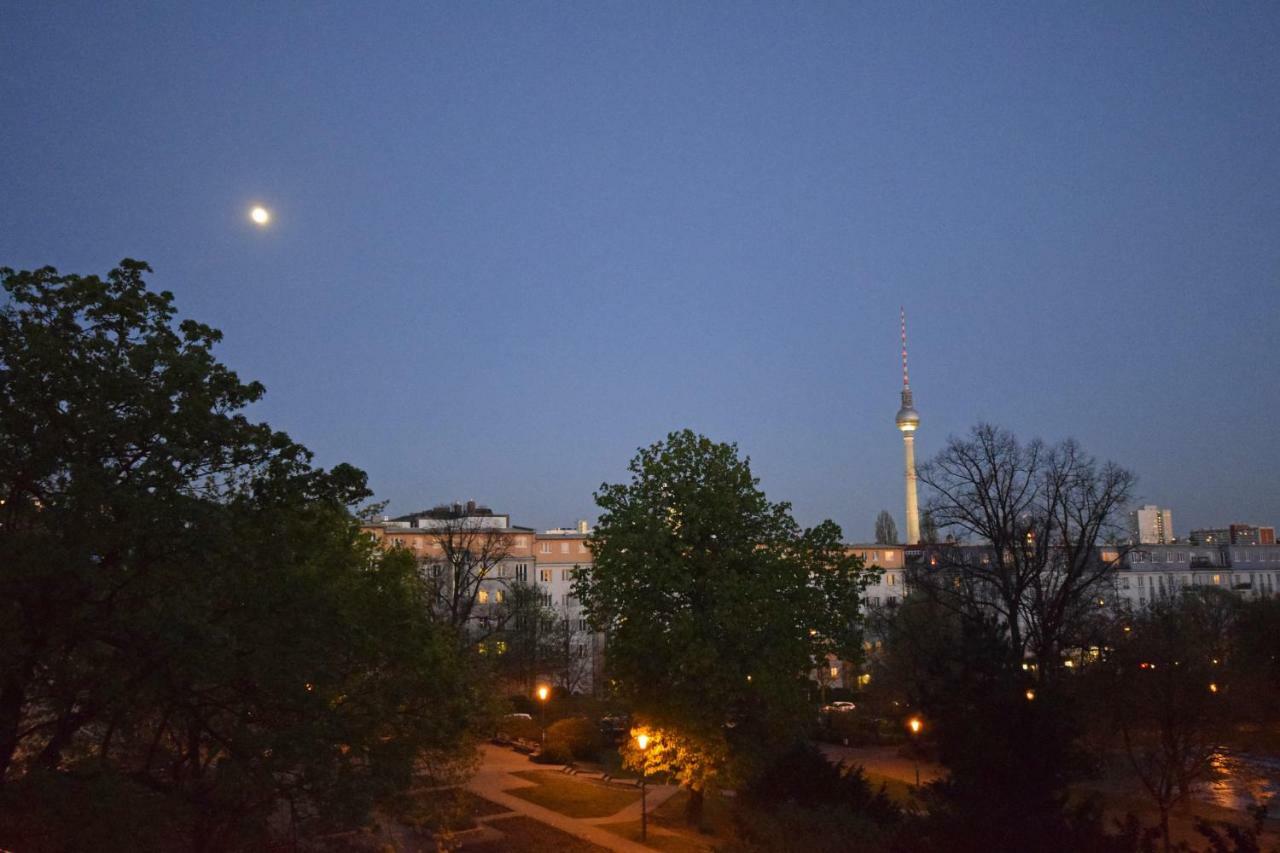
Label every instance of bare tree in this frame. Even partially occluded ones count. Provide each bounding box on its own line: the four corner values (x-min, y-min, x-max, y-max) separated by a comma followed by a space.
874, 510, 899, 545
913, 424, 1135, 673
415, 508, 514, 643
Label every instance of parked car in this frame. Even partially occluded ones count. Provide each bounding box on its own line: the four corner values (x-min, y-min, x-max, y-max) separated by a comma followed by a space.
820, 701, 857, 714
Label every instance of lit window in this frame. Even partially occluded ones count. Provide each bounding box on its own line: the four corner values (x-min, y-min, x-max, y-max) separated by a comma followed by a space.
494, 590, 504, 604
478, 590, 489, 604
887, 573, 896, 586
495, 640, 507, 654
539, 569, 552, 583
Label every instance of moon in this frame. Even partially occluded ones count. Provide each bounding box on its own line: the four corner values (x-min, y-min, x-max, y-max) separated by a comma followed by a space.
250, 205, 271, 225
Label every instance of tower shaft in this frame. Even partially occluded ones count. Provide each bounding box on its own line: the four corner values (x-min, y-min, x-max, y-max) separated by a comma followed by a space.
903, 432, 919, 544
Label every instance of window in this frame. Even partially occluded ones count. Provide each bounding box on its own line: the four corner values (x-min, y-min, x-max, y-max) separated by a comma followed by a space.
495, 640, 507, 655
578, 618, 589, 632
887, 595, 898, 605
1121, 577, 1130, 589
515, 536, 527, 548
494, 590, 504, 604
431, 564, 443, 578
1212, 574, 1221, 585
515, 563, 528, 582
830, 665, 840, 678
540, 543, 551, 554
579, 542, 587, 553
562, 569, 574, 582
561, 542, 570, 554
887, 573, 897, 586
477, 589, 489, 604
539, 569, 552, 583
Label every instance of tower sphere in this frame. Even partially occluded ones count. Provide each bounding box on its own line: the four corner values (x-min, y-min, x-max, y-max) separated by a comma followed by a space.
896, 403, 920, 431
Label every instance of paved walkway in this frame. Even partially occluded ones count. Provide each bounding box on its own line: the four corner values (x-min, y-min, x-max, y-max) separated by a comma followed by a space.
466, 743, 683, 852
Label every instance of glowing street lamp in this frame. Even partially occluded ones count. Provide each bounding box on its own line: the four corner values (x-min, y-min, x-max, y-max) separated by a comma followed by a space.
536, 685, 550, 746
906, 716, 923, 787
635, 732, 652, 842
1025, 688, 1037, 701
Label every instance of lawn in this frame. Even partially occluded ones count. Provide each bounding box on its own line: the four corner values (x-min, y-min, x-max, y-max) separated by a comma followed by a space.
470, 815, 610, 853
384, 785, 513, 832
650, 788, 736, 842
508, 770, 643, 818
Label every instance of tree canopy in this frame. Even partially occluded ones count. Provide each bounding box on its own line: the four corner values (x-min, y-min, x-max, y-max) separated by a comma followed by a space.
576, 430, 872, 822
0, 261, 478, 850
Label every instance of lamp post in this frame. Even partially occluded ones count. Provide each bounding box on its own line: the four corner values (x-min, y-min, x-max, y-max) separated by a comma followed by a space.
635, 732, 650, 842
907, 716, 923, 787
536, 685, 549, 747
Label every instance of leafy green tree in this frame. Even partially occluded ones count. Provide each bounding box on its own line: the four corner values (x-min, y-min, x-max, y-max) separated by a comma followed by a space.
576, 430, 873, 824
875, 510, 899, 545
0, 261, 478, 850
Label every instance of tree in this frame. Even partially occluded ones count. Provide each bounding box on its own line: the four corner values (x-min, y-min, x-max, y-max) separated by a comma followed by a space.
875, 510, 899, 545
413, 506, 515, 644
913, 424, 1135, 673
0, 262, 478, 849
575, 430, 873, 824
1093, 591, 1236, 853
919, 509, 939, 544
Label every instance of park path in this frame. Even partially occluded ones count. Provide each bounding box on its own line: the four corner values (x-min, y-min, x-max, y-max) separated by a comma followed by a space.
466, 743, 682, 852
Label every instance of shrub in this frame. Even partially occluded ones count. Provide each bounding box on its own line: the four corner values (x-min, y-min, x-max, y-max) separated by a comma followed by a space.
543, 717, 603, 761
532, 742, 574, 765
496, 714, 542, 742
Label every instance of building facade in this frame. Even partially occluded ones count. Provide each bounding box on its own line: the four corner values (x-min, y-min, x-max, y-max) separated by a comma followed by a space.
1129, 505, 1174, 545
364, 504, 602, 693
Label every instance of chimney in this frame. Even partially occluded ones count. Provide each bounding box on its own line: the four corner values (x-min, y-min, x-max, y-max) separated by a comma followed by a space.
466, 499, 476, 513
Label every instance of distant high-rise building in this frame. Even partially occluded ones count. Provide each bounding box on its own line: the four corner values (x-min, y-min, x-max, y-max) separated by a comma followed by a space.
1130, 505, 1174, 544
1188, 524, 1276, 546
895, 309, 921, 545
1187, 527, 1229, 546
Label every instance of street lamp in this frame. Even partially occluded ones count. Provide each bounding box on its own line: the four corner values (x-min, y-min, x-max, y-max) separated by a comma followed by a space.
906, 716, 923, 787
536, 685, 550, 746
635, 732, 651, 842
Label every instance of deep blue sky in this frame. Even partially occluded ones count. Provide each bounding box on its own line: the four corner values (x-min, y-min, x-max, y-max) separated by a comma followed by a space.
3, 2, 1278, 538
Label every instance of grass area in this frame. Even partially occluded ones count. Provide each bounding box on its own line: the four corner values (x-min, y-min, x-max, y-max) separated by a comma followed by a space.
599, 819, 714, 852
470, 815, 610, 853
386, 785, 511, 832
651, 788, 736, 841
461, 790, 516, 818
508, 770, 642, 818
864, 771, 918, 808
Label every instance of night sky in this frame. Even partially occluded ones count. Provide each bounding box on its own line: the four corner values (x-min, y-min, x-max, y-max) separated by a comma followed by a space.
3, 3, 1278, 538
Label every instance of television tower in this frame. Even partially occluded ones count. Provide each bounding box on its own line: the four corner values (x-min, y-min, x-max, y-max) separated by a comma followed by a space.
895, 308, 921, 544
